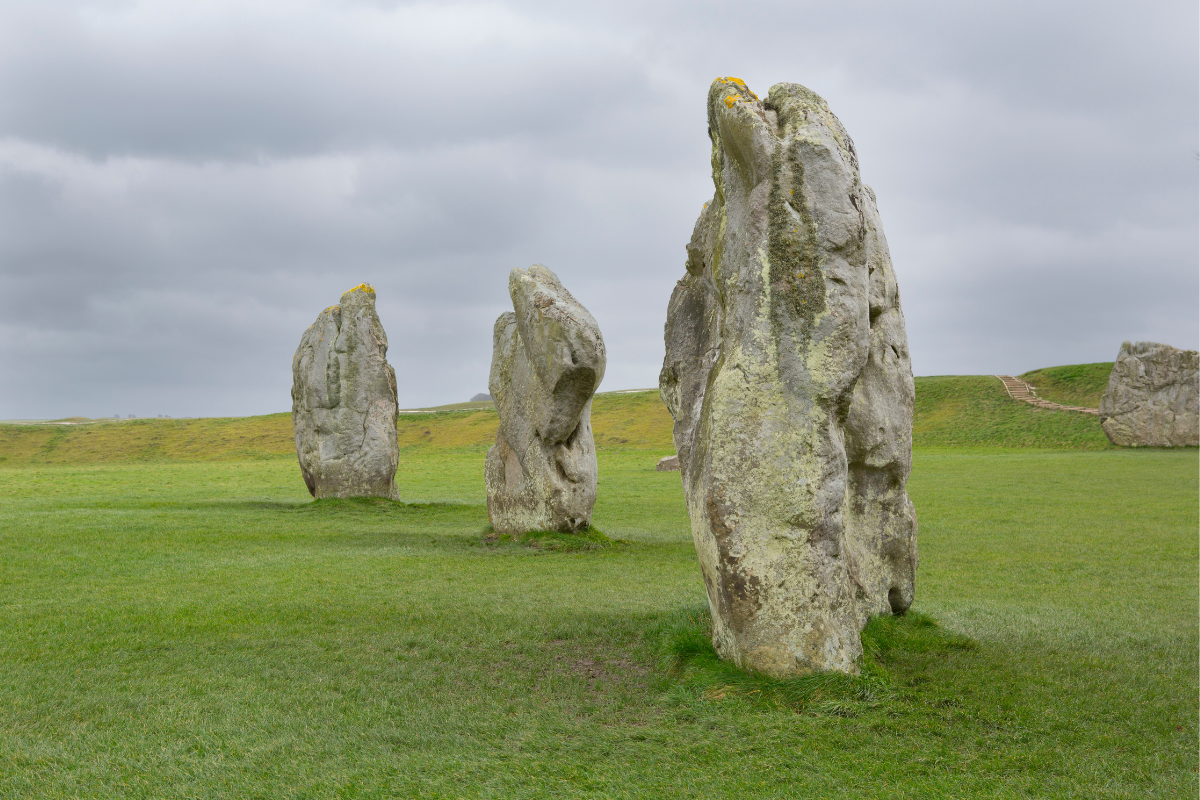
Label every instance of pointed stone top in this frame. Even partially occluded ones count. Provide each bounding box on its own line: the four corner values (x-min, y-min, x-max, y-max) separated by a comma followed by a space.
340, 283, 376, 305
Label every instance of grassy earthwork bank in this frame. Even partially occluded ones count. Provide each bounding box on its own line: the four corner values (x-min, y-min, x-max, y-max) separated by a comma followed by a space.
0, 375, 1196, 797
1019, 362, 1114, 409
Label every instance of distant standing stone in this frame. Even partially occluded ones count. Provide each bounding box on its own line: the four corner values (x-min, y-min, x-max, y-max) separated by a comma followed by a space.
485, 265, 606, 534
1099, 341, 1199, 447
656, 455, 680, 472
471, 393, 492, 402
292, 284, 400, 499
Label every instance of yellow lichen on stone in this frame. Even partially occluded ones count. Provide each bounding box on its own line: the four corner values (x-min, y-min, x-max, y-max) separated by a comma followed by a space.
718, 76, 759, 100
348, 283, 375, 294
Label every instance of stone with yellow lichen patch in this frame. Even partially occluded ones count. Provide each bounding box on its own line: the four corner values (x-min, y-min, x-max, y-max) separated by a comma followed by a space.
659, 78, 917, 677
485, 264, 606, 534
719, 76, 758, 99
291, 286, 399, 500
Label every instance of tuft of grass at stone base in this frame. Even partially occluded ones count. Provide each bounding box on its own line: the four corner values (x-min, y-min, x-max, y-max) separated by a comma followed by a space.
655, 606, 977, 714
482, 525, 623, 553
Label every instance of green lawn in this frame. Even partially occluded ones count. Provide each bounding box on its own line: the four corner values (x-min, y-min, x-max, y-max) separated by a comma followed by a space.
0, 376, 1196, 798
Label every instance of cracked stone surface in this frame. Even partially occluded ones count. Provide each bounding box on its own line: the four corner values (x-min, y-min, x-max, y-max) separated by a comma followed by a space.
291, 284, 399, 500
1099, 341, 1199, 447
841, 184, 919, 625
659, 78, 917, 677
485, 265, 606, 534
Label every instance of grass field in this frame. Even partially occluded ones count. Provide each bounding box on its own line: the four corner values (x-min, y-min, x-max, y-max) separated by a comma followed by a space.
0, 374, 1195, 798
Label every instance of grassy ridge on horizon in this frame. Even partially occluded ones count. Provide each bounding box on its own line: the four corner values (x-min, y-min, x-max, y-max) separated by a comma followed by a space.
0, 369, 1126, 467
395, 390, 674, 452
0, 414, 297, 467
0, 390, 678, 466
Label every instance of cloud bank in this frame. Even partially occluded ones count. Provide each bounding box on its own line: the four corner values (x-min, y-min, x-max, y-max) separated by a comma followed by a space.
0, 0, 1195, 417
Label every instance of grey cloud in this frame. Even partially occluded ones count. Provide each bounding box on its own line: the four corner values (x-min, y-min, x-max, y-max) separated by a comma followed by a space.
0, 0, 1195, 419
0, 3, 663, 161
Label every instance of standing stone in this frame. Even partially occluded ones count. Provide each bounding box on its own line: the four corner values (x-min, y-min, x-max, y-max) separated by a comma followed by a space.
659, 78, 917, 677
292, 284, 399, 500
1099, 341, 1199, 447
485, 265, 606, 534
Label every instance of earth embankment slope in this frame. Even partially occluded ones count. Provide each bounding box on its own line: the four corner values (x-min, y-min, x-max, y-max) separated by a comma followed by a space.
1018, 362, 1112, 408
0, 371, 1121, 468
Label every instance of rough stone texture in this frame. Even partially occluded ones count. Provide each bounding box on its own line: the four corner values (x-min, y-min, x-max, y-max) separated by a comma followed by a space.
657, 455, 680, 472
291, 284, 399, 500
1099, 341, 1199, 447
841, 186, 919, 624
659, 78, 917, 677
485, 265, 606, 534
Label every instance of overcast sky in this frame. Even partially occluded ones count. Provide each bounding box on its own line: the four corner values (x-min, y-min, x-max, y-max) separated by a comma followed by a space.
1, 0, 1195, 418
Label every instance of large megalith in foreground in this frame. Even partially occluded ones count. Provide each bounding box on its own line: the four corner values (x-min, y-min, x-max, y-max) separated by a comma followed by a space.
659, 78, 917, 677
485, 265, 606, 534
292, 283, 400, 500
1099, 341, 1199, 447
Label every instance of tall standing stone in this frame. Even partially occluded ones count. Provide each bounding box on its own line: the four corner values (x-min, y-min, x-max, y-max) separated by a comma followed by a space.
1099, 341, 1199, 447
660, 78, 917, 677
485, 265, 605, 534
292, 284, 400, 500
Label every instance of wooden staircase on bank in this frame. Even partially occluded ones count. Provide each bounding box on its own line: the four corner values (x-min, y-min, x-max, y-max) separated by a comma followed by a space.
995, 376, 1100, 416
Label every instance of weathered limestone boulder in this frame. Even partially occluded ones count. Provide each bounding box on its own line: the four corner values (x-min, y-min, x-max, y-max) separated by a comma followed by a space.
485, 265, 606, 534
657, 455, 680, 472
1099, 341, 1199, 447
659, 78, 917, 677
291, 284, 399, 500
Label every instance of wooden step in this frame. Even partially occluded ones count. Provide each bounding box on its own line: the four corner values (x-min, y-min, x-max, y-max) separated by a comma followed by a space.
995, 375, 1099, 417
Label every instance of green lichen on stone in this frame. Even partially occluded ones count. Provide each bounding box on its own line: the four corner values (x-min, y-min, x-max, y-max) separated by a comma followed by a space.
767, 137, 825, 338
